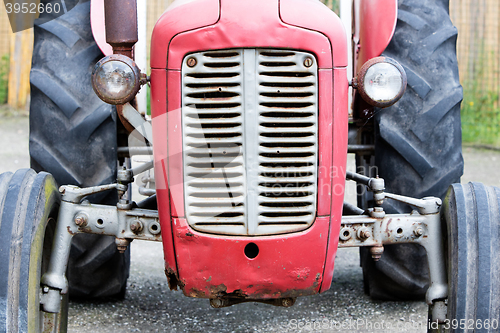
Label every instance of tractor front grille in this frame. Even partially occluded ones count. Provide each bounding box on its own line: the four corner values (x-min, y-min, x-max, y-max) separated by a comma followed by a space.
182, 49, 318, 236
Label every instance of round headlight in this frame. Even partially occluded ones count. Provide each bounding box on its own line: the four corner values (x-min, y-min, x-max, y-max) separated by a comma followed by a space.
355, 57, 407, 108
92, 54, 141, 105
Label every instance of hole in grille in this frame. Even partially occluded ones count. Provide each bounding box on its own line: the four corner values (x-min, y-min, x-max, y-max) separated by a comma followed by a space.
191, 193, 243, 198
189, 103, 240, 109
260, 172, 313, 178
196, 222, 245, 226
187, 122, 241, 129
261, 72, 313, 78
260, 152, 314, 158
261, 112, 314, 118
192, 212, 244, 217
259, 222, 308, 225
188, 162, 242, 168
188, 143, 242, 148
260, 142, 314, 148
260, 132, 313, 137
260, 82, 313, 88
260, 51, 295, 57
187, 92, 239, 99
187, 73, 239, 78
260, 192, 313, 198
191, 202, 244, 207
261, 92, 313, 98
260, 102, 313, 108
204, 62, 239, 68
260, 62, 295, 67
204, 52, 240, 58
261, 122, 314, 128
188, 182, 243, 188
260, 202, 311, 207
259, 182, 313, 187
188, 172, 241, 178
188, 113, 240, 119
187, 83, 240, 88
261, 162, 313, 168
261, 212, 311, 217
187, 133, 241, 138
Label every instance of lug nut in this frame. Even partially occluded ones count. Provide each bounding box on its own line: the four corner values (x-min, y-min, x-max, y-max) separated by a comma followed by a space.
74, 213, 88, 227
187, 57, 197, 67
357, 227, 371, 241
130, 219, 144, 234
304, 57, 313, 68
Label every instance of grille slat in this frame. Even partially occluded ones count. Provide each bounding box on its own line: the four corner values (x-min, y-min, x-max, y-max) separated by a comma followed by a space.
183, 49, 318, 236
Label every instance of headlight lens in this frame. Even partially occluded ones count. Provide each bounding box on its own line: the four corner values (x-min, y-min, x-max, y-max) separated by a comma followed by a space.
356, 57, 407, 108
92, 55, 141, 105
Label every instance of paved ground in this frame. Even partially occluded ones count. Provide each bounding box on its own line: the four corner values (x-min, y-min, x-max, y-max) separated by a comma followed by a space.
1, 114, 499, 332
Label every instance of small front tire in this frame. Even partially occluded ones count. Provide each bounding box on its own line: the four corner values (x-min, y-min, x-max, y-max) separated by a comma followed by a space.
442, 182, 500, 332
0, 169, 67, 332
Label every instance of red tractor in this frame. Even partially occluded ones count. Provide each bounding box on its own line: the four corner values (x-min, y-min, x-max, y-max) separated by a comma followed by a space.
1, 0, 496, 331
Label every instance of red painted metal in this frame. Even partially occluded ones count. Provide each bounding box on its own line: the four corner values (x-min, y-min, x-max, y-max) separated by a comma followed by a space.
280, 0, 347, 67
174, 217, 330, 298
90, 0, 113, 56
353, 0, 397, 73
151, 0, 346, 70
151, 0, 348, 298
321, 67, 349, 291
317, 69, 333, 217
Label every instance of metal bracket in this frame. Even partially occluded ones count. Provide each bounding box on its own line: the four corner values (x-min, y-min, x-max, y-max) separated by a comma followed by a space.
40, 184, 162, 313
121, 102, 153, 144
339, 209, 448, 311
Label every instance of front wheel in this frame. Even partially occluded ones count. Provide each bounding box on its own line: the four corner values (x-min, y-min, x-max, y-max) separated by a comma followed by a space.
441, 182, 500, 332
0, 169, 67, 332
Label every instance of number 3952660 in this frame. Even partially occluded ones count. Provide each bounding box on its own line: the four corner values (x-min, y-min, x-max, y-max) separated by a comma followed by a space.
5, 2, 62, 14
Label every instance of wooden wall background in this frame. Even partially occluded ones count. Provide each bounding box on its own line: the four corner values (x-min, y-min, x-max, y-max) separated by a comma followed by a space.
0, 0, 499, 107
451, 0, 500, 103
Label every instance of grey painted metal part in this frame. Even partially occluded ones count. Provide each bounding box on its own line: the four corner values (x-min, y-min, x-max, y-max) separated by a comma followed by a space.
40, 183, 161, 313
182, 49, 318, 236
40, 179, 447, 321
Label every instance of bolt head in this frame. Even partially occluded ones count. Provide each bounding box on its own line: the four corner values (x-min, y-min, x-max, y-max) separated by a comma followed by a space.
210, 299, 224, 308
414, 228, 424, 237
74, 214, 88, 227
187, 57, 197, 67
304, 57, 313, 68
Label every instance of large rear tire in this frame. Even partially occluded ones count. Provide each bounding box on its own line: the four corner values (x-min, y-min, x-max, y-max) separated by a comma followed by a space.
360, 0, 463, 300
442, 183, 500, 332
0, 169, 68, 332
29, 0, 129, 299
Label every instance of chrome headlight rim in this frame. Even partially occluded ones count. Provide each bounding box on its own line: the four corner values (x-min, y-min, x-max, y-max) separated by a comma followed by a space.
91, 54, 141, 105
355, 56, 407, 108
